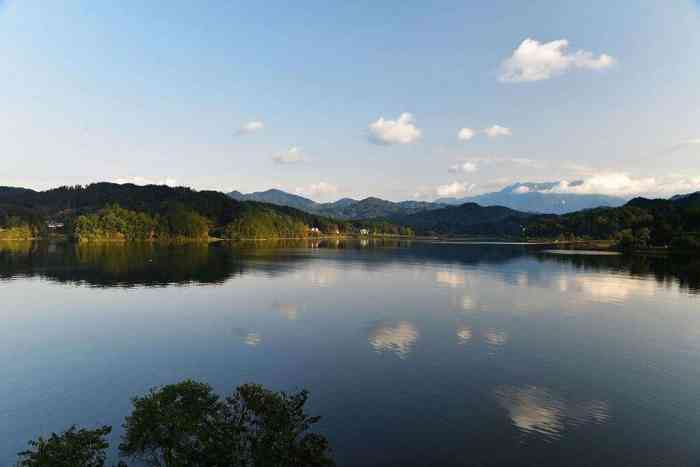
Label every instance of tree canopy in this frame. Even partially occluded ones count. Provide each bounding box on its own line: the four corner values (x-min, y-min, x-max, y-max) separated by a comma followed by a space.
17, 381, 334, 467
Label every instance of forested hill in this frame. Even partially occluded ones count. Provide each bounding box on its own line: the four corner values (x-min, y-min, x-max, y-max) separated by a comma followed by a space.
523, 192, 700, 250
385, 192, 700, 251
0, 183, 242, 225
393, 203, 530, 236
0, 183, 407, 240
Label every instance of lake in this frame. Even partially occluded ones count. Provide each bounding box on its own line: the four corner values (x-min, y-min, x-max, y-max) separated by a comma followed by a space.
1, 240, 699, 466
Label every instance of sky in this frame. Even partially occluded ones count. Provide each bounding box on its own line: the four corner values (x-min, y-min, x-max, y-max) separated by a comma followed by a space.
1, 1, 699, 201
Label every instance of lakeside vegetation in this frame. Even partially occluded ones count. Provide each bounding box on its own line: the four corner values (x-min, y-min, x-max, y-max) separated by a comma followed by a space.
0, 183, 409, 242
71, 204, 210, 242
17, 380, 333, 467
523, 194, 700, 252
1, 182, 699, 251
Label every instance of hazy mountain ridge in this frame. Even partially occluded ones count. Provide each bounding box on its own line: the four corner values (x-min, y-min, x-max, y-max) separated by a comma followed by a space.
437, 182, 626, 214
231, 182, 626, 218
227, 190, 447, 220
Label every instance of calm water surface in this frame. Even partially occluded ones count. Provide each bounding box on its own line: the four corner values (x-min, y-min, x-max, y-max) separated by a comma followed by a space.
1, 240, 699, 466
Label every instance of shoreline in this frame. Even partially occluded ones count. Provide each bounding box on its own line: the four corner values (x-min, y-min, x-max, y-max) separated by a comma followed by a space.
0, 236, 695, 256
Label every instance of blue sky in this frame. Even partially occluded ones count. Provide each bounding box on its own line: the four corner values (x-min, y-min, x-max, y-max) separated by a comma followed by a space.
1, 1, 699, 201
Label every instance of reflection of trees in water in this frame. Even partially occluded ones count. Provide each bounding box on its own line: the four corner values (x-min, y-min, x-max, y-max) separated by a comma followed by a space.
536, 252, 700, 294
0, 242, 244, 287
1, 240, 697, 293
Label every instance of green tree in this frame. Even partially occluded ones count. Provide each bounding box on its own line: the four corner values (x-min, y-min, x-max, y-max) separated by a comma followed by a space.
119, 380, 334, 467
221, 384, 334, 467
16, 425, 115, 467
119, 380, 221, 467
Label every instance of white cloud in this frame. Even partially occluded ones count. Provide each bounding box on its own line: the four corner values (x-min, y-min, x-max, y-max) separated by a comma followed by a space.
113, 176, 178, 187
236, 120, 264, 135
483, 125, 512, 138
500, 38, 615, 83
545, 173, 700, 197
295, 181, 338, 198
436, 181, 474, 197
458, 127, 476, 141
272, 146, 306, 164
368, 112, 421, 145
548, 174, 656, 197
449, 161, 478, 174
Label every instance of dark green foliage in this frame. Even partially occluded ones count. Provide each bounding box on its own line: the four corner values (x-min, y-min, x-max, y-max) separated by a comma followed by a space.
0, 204, 46, 238
524, 196, 700, 250
72, 204, 209, 242
0, 183, 343, 241
315, 197, 443, 220
395, 202, 528, 236
0, 183, 240, 226
671, 233, 700, 252
119, 380, 222, 467
19, 381, 333, 467
157, 203, 210, 240
221, 384, 334, 467
16, 425, 113, 467
119, 380, 334, 467
73, 205, 157, 241
224, 205, 308, 240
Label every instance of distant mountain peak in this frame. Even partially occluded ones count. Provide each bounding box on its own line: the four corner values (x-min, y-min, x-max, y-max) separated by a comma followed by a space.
437, 180, 625, 214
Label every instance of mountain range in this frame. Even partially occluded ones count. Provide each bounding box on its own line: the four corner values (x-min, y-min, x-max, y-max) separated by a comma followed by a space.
1, 182, 699, 249
228, 182, 626, 219
436, 182, 626, 214
229, 189, 448, 220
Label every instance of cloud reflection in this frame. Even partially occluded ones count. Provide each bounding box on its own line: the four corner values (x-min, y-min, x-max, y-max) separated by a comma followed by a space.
368, 321, 419, 358
306, 267, 337, 287
456, 325, 473, 344
483, 329, 509, 347
495, 385, 610, 440
574, 275, 657, 304
233, 328, 262, 347
273, 302, 300, 320
435, 270, 466, 287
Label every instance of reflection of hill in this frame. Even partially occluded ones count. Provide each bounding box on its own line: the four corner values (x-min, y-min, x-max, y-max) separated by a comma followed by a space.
0, 242, 242, 287
536, 251, 700, 294
1, 240, 697, 293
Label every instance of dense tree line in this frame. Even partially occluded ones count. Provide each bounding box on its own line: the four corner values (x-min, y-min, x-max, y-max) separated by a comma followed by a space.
71, 204, 210, 242
16, 381, 334, 467
524, 194, 700, 251
394, 203, 528, 237
223, 205, 309, 239
0, 183, 351, 241
0, 183, 241, 226
0, 204, 46, 239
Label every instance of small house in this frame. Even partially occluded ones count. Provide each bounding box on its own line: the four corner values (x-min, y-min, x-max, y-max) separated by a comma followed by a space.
359, 228, 369, 236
